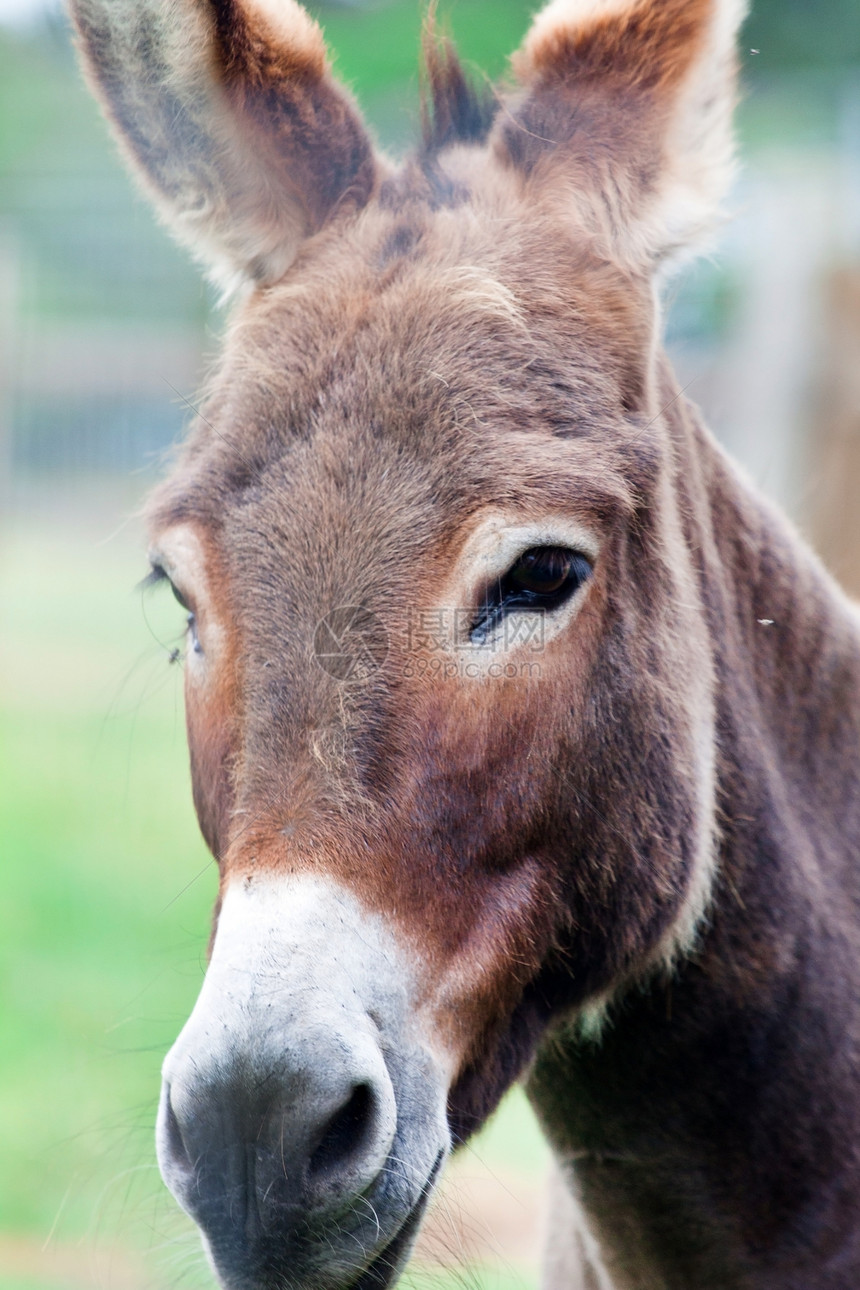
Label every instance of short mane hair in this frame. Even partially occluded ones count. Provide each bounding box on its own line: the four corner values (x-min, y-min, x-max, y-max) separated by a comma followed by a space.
420, 20, 498, 156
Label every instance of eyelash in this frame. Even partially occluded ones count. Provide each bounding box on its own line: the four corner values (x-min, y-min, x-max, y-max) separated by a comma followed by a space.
142, 564, 202, 654
470, 547, 592, 643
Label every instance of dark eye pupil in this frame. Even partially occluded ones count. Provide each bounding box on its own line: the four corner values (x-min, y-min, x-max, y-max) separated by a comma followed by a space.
508, 548, 573, 595
470, 544, 592, 644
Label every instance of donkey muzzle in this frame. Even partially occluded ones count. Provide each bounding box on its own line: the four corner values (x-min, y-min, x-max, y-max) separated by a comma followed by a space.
156, 877, 450, 1290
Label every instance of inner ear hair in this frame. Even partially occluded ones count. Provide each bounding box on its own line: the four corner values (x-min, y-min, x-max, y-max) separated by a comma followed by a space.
494, 0, 747, 272
70, 0, 380, 293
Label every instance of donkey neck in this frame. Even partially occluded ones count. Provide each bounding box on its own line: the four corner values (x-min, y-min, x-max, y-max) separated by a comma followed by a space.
694, 399, 860, 912
528, 387, 860, 1289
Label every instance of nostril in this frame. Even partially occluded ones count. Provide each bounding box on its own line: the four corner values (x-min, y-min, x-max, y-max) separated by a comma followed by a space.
308, 1082, 376, 1183
163, 1084, 193, 1176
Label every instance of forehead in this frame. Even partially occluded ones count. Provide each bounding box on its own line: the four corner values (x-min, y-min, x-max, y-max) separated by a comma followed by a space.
148, 184, 649, 543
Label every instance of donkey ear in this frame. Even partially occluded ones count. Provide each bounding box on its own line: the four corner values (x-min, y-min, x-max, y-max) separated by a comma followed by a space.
497, 0, 747, 271
70, 0, 379, 292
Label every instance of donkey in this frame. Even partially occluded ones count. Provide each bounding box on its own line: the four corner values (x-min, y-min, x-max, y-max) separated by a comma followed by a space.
71, 0, 860, 1285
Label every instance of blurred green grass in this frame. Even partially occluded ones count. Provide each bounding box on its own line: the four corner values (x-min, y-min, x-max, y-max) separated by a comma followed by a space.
0, 494, 547, 1288
1, 497, 215, 1285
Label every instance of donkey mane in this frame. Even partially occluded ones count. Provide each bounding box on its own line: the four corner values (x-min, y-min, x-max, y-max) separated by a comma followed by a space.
419, 25, 499, 157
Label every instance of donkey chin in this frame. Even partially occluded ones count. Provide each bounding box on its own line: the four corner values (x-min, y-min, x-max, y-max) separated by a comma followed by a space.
156, 876, 451, 1290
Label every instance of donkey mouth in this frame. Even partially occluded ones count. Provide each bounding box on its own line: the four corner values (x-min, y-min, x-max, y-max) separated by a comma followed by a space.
350, 1150, 445, 1290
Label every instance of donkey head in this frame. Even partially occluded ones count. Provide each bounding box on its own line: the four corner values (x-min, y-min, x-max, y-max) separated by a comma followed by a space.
72, 0, 745, 1285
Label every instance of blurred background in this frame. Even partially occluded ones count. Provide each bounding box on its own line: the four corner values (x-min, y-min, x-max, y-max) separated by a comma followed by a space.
1, 1, 859, 1287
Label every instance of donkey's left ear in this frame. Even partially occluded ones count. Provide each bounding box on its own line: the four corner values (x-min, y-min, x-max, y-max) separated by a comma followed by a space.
496, 0, 747, 271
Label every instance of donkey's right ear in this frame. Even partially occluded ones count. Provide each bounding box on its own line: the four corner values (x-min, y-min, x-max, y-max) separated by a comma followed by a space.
70, 0, 380, 293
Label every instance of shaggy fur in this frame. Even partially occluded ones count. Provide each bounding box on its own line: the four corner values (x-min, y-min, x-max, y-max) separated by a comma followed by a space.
71, 0, 378, 292
420, 21, 498, 156
71, 0, 860, 1286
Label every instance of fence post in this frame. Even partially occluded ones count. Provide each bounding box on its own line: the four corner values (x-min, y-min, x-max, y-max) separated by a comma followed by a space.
809, 267, 860, 598
0, 231, 18, 507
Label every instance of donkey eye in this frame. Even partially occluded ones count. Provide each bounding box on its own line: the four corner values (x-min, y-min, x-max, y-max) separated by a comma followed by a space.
161, 570, 201, 648
141, 563, 202, 655
471, 546, 592, 643
169, 581, 191, 612
508, 548, 578, 595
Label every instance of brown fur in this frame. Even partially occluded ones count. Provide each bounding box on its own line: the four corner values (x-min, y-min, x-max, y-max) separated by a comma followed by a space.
517, 0, 713, 91
71, 0, 860, 1286
208, 0, 377, 228
182, 534, 241, 859
70, 0, 379, 288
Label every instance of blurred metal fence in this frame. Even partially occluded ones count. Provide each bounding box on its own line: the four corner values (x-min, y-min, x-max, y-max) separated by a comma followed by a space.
1, 36, 859, 596
1, 163, 208, 485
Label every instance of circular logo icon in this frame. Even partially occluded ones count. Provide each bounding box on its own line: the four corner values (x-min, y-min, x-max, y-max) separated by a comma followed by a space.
312, 605, 388, 682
